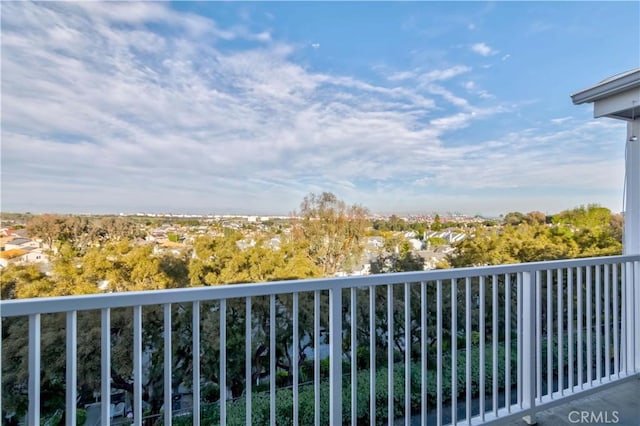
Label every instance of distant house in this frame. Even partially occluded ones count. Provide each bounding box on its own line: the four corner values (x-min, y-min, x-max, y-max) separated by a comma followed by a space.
425, 230, 466, 244
404, 231, 417, 239
5, 238, 39, 251
0, 228, 28, 238
21, 248, 48, 264
153, 240, 185, 256
266, 237, 281, 250
366, 236, 384, 250
236, 239, 256, 251
0, 237, 49, 268
0, 249, 27, 268
0, 236, 16, 252
408, 238, 424, 251
416, 250, 449, 270
0, 228, 17, 237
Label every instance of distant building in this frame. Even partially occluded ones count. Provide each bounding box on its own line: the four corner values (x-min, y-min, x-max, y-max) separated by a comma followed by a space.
5, 238, 39, 251
0, 237, 49, 268
0, 249, 27, 268
408, 238, 424, 250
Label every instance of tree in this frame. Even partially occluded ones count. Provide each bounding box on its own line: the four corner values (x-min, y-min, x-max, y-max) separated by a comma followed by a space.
552, 204, 611, 228
431, 214, 442, 231
87, 216, 140, 245
449, 205, 622, 268
525, 211, 547, 225
552, 205, 622, 256
25, 214, 93, 253
370, 242, 424, 274
25, 214, 65, 250
503, 211, 526, 226
81, 241, 182, 292
427, 237, 448, 247
0, 264, 54, 299
293, 192, 369, 276
610, 213, 623, 243
184, 232, 324, 402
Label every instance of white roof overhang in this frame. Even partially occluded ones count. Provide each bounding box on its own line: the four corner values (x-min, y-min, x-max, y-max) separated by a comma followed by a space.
571, 68, 640, 121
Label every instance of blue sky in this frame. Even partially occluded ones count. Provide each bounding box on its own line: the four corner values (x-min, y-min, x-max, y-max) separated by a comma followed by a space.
2, 1, 639, 216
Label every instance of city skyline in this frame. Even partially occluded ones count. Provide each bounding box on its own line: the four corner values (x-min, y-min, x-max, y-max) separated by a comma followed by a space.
2, 2, 639, 217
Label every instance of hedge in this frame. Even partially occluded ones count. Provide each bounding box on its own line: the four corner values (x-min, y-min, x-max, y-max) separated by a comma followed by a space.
170, 340, 518, 425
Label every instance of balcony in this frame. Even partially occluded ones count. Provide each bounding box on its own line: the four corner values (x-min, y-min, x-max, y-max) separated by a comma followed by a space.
2, 254, 639, 425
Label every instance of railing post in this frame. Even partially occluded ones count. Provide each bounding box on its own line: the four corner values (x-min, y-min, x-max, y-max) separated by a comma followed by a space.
329, 286, 343, 425
28, 314, 41, 426
627, 260, 640, 373
522, 271, 537, 425
66, 311, 77, 426
622, 260, 638, 375
635, 260, 640, 372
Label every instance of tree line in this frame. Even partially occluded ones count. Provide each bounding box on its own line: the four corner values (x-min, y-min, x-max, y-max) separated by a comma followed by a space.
0, 197, 624, 424
449, 205, 622, 267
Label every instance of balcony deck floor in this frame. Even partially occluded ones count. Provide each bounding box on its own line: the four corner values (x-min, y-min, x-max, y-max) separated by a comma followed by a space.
496, 377, 640, 426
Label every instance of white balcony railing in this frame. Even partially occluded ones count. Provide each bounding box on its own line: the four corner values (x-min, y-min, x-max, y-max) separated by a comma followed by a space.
1, 255, 639, 425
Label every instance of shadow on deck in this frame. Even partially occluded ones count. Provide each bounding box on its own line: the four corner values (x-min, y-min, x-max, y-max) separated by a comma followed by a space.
497, 377, 640, 426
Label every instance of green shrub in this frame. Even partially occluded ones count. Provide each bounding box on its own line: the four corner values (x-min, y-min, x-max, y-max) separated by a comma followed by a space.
275, 370, 289, 387
76, 408, 87, 426
201, 382, 220, 403
164, 340, 519, 425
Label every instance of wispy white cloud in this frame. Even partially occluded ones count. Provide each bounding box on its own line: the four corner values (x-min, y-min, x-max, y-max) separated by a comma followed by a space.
427, 85, 470, 108
387, 70, 417, 82
551, 116, 573, 125
387, 65, 471, 84
0, 2, 625, 216
471, 42, 498, 57
462, 81, 494, 100
419, 65, 472, 83
477, 90, 495, 99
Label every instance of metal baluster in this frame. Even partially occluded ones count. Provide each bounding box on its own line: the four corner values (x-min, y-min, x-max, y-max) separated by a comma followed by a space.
388, 284, 394, 423
370, 285, 376, 426
101, 309, 110, 425
557, 269, 563, 397
133, 306, 142, 426
505, 274, 511, 411
193, 301, 201, 425
437, 279, 443, 426
28, 314, 41, 426
66, 311, 77, 426
568, 268, 574, 391
220, 299, 227, 425
479, 276, 486, 421
315, 291, 321, 426
351, 288, 357, 426
163, 304, 172, 426
492, 275, 498, 416
466, 277, 472, 422
294, 293, 300, 426
404, 282, 411, 426
452, 278, 458, 422
270, 295, 276, 426
421, 281, 428, 424
246, 297, 252, 426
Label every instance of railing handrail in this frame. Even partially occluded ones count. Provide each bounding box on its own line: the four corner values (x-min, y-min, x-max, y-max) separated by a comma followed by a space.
1, 254, 637, 317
